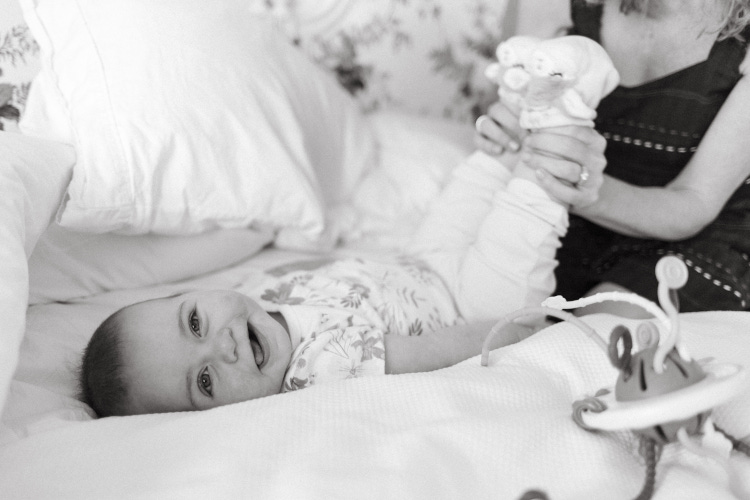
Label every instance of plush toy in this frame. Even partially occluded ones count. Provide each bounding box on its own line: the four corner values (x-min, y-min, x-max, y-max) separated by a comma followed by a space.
484, 35, 542, 112
521, 35, 620, 129
486, 35, 620, 129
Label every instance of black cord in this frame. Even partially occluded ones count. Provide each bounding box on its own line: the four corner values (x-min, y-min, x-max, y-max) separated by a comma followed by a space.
714, 424, 750, 457
634, 436, 659, 500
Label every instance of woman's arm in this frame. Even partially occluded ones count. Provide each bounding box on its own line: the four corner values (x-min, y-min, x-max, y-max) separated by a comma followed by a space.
572, 70, 750, 240
383, 320, 538, 375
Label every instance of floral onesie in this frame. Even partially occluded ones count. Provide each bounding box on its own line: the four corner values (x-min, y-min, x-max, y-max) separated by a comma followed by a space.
236, 155, 570, 392
241, 256, 459, 392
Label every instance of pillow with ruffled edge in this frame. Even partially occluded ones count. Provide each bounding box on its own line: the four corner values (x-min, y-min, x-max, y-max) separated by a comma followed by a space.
28, 224, 274, 305
19, 0, 376, 239
0, 132, 75, 414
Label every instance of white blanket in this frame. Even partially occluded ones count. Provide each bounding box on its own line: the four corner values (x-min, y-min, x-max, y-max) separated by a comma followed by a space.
2, 311, 748, 499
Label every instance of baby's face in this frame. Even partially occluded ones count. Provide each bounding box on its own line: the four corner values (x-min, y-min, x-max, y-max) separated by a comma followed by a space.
118, 290, 292, 414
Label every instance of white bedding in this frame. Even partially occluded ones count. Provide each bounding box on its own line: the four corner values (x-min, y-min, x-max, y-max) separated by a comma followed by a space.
2, 3, 749, 497
2, 110, 475, 443
3, 259, 750, 499
2, 111, 749, 500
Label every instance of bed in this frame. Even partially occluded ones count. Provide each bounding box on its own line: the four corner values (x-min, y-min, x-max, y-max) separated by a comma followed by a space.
1, 1, 749, 499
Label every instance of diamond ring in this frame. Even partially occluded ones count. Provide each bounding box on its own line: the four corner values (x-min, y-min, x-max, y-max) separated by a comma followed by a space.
578, 166, 590, 187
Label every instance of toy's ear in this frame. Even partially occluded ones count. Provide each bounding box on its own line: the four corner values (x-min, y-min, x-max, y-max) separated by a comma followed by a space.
497, 35, 543, 67
485, 62, 501, 81
600, 65, 620, 97
560, 90, 597, 120
578, 39, 620, 105
608, 325, 634, 378
547, 35, 619, 107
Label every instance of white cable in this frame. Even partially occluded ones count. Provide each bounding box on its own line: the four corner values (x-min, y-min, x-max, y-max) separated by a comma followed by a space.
542, 292, 671, 329
653, 257, 692, 371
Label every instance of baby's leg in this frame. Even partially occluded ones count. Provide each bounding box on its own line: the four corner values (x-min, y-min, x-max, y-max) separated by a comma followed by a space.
408, 150, 513, 291
452, 177, 569, 322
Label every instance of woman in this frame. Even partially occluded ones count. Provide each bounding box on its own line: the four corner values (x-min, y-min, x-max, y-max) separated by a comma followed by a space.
476, 0, 750, 315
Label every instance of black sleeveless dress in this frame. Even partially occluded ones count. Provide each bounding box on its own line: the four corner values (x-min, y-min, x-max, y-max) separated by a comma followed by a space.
555, 0, 750, 311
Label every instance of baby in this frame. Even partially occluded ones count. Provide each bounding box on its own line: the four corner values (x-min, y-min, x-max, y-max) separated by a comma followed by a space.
80, 36, 619, 417
83, 260, 532, 415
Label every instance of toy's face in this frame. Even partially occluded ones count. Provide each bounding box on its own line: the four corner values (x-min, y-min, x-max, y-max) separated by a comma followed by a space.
496, 36, 540, 68
609, 325, 709, 443
528, 50, 577, 81
497, 43, 523, 68
615, 344, 709, 442
495, 37, 541, 92
523, 50, 578, 106
615, 345, 706, 401
502, 67, 531, 92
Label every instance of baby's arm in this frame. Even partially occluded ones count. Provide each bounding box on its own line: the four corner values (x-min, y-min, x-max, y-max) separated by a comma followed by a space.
383, 320, 537, 374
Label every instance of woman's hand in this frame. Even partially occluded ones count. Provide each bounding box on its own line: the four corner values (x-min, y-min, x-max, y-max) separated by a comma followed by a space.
521, 125, 608, 209
474, 100, 527, 156
475, 100, 607, 208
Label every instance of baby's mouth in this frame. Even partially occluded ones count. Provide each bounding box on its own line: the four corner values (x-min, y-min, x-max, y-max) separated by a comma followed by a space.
247, 322, 266, 369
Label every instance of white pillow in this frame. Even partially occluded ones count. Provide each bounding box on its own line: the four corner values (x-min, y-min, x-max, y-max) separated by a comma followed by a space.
28, 225, 274, 305
0, 132, 75, 415
19, 0, 376, 238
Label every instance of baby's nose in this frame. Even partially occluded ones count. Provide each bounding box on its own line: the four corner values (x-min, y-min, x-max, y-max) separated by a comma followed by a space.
215, 327, 238, 363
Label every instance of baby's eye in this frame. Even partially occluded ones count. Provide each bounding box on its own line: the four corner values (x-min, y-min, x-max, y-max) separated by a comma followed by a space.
198, 368, 212, 397
189, 309, 201, 336
549, 71, 563, 78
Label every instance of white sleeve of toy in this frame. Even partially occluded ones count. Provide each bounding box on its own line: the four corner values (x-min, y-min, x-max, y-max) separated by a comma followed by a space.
451, 177, 569, 322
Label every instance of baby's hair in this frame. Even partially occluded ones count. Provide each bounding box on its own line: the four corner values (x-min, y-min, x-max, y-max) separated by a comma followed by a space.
79, 306, 131, 417
581, 0, 750, 41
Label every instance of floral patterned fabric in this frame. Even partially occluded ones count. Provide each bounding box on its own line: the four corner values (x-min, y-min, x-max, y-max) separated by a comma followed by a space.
287, 0, 511, 120
0, 0, 39, 131
0, 0, 510, 131
235, 256, 459, 391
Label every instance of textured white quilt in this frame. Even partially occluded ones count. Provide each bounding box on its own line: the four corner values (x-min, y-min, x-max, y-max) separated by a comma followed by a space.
1, 311, 748, 500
